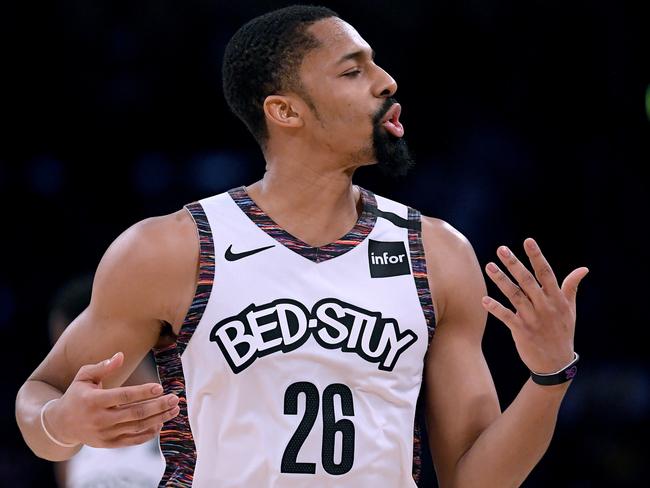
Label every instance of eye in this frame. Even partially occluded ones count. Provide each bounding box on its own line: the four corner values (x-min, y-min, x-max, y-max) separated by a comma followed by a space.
343, 70, 361, 77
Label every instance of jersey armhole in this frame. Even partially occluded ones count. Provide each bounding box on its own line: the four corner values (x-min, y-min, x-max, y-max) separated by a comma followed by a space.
406, 207, 436, 343
151, 201, 213, 486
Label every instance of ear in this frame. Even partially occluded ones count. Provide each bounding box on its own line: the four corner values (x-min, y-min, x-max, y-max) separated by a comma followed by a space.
263, 95, 305, 129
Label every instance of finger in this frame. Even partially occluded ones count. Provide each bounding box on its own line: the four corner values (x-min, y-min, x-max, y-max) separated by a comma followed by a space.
108, 405, 180, 437
96, 382, 166, 408
101, 424, 163, 448
523, 238, 560, 293
109, 393, 179, 424
496, 246, 544, 302
561, 267, 590, 304
75, 352, 124, 384
485, 262, 534, 314
481, 296, 522, 330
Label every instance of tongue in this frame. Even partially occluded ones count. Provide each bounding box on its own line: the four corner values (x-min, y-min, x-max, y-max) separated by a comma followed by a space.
382, 117, 405, 138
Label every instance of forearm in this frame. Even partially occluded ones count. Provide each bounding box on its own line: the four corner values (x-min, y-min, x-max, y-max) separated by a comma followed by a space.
15, 379, 82, 461
453, 377, 571, 488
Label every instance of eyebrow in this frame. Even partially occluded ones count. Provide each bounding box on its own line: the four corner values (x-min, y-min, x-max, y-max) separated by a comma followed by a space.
334, 48, 376, 66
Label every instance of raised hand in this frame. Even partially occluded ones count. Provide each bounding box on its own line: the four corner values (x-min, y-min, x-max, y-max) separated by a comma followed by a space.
481, 238, 589, 375
43, 352, 179, 448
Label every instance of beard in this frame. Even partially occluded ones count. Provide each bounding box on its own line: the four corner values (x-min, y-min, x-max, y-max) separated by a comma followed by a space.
371, 97, 415, 177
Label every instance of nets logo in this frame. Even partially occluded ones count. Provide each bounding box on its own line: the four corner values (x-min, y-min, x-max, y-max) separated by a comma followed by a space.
368, 239, 411, 278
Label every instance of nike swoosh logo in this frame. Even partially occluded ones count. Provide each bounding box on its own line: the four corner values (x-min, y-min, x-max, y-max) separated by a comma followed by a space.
225, 244, 275, 262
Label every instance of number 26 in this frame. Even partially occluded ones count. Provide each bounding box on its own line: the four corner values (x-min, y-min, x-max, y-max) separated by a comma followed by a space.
281, 382, 355, 475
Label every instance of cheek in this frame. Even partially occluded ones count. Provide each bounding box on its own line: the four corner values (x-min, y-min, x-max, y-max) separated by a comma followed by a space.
313, 97, 373, 142
336, 104, 372, 133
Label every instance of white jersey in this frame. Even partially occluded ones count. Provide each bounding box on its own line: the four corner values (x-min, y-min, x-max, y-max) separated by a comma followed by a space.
65, 437, 165, 488
153, 185, 436, 488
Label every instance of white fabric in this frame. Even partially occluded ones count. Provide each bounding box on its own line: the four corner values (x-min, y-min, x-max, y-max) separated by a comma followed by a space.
65, 437, 165, 488
179, 190, 429, 487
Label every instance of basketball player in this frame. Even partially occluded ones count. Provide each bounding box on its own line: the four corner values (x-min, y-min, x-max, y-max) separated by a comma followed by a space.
16, 5, 589, 487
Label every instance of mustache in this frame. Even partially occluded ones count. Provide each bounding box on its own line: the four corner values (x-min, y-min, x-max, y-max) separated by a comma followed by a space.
373, 97, 399, 125
371, 96, 414, 178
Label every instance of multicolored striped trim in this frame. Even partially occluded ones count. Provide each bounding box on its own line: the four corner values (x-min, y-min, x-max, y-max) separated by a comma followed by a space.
153, 201, 215, 488
227, 186, 378, 263
407, 206, 436, 486
411, 409, 425, 486
407, 207, 435, 342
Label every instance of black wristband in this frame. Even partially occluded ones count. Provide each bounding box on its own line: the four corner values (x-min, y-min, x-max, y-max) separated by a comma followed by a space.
530, 352, 579, 386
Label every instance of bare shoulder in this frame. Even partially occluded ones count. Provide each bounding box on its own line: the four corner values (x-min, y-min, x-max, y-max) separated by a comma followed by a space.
103, 207, 199, 332
156, 207, 201, 332
420, 215, 474, 260
420, 215, 484, 326
27, 206, 199, 391
120, 207, 197, 256
98, 208, 196, 281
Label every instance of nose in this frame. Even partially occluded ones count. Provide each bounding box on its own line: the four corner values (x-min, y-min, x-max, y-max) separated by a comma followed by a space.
375, 66, 398, 98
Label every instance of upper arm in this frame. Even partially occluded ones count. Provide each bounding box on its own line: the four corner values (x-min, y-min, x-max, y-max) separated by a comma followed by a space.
28, 209, 198, 392
421, 217, 501, 487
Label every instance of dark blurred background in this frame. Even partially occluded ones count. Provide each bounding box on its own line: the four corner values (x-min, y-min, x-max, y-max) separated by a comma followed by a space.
1, 0, 648, 486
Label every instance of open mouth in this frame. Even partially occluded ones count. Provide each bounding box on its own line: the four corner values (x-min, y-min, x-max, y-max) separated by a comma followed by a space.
381, 103, 404, 138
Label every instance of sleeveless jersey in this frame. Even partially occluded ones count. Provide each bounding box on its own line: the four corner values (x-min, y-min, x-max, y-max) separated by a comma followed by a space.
153, 185, 436, 488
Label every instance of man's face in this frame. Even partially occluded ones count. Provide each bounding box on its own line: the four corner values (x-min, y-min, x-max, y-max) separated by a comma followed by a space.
297, 17, 414, 177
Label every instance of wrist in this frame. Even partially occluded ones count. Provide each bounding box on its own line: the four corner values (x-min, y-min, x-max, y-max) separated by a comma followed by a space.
529, 352, 579, 386
41, 398, 80, 448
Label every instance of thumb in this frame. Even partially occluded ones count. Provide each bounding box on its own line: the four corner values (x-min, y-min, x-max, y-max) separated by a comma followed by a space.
76, 351, 124, 384
561, 267, 589, 304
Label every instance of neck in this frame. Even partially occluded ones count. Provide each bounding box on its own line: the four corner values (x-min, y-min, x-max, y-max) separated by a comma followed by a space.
245, 159, 363, 248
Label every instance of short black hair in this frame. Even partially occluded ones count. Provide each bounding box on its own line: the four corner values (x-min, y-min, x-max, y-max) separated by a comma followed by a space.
222, 4, 339, 149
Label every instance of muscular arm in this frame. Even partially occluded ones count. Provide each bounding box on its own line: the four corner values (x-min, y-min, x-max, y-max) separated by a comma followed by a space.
15, 209, 198, 461
422, 218, 574, 487
421, 217, 500, 486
